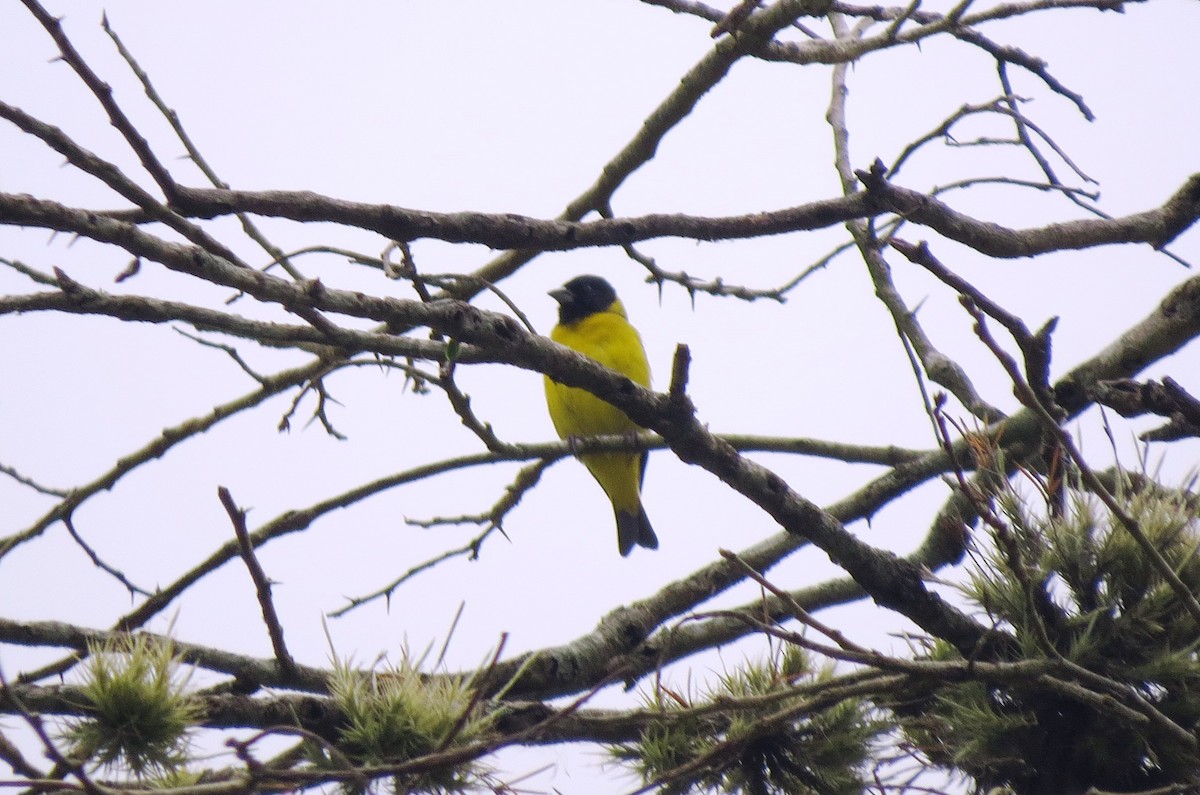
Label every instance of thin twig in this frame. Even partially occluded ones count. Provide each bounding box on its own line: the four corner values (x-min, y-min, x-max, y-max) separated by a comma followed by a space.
173, 328, 267, 383
219, 487, 297, 681
100, 14, 307, 284
0, 460, 68, 498
62, 515, 151, 598
719, 549, 872, 655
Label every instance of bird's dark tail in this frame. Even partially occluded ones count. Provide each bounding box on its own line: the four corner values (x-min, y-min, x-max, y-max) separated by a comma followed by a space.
616, 504, 658, 557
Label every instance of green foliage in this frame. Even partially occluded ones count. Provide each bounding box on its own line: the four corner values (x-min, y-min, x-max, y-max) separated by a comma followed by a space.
908, 474, 1200, 793
613, 644, 884, 794
61, 633, 199, 777
318, 653, 494, 794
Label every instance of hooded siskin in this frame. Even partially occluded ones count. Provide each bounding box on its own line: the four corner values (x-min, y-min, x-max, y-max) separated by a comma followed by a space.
544, 275, 658, 556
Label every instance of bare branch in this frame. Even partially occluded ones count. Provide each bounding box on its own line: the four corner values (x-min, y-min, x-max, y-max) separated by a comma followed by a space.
858, 162, 1200, 256
219, 486, 298, 681
61, 515, 152, 599
1093, 377, 1200, 442
99, 15, 308, 284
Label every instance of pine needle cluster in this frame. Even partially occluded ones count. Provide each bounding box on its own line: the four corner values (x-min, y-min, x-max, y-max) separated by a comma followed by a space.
61, 633, 200, 777
908, 474, 1200, 793
613, 645, 883, 794
319, 654, 494, 794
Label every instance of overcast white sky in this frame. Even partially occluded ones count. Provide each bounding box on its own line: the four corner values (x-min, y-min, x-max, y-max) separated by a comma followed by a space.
3, 1, 1200, 791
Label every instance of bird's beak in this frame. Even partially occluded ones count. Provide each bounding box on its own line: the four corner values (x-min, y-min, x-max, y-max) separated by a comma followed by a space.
548, 287, 572, 305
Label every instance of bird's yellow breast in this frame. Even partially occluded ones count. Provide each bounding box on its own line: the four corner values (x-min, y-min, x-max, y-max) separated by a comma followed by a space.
544, 303, 650, 440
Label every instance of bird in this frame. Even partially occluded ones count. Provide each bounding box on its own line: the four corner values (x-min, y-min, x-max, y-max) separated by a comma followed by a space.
543, 275, 659, 556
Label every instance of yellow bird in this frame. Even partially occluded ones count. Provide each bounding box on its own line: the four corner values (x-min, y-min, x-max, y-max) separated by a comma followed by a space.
544, 275, 658, 556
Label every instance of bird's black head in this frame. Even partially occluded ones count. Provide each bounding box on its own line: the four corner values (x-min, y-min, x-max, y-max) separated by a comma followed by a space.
549, 275, 620, 325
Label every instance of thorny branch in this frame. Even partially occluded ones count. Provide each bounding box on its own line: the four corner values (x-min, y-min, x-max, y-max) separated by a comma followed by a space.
220, 486, 298, 681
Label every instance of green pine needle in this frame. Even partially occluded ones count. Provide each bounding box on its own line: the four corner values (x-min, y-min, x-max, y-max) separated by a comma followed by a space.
61, 633, 199, 777
612, 644, 883, 795
909, 471, 1200, 791
320, 653, 494, 794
